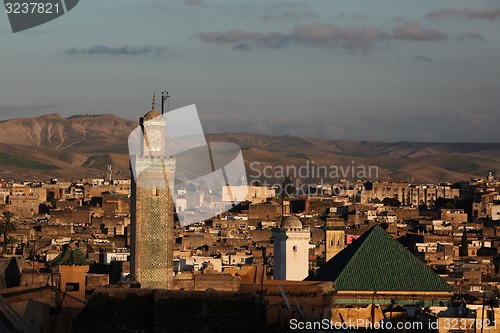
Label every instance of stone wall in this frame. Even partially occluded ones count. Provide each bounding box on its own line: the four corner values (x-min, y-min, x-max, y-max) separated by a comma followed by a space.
72, 288, 262, 333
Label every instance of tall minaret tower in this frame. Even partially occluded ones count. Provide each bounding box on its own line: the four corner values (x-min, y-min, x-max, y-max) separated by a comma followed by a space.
325, 218, 345, 262
130, 94, 176, 289
272, 216, 310, 281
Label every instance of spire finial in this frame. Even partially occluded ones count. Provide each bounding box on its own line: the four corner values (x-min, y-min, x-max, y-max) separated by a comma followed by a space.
152, 92, 156, 110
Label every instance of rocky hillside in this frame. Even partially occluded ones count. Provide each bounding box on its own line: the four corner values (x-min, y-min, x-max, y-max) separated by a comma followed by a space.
0, 114, 498, 182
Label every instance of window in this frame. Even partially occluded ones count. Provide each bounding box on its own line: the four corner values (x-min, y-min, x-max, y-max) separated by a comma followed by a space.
293, 246, 297, 252
65, 282, 79, 292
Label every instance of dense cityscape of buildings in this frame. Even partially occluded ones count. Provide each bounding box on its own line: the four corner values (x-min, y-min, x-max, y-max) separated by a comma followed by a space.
1, 171, 499, 332
1, 105, 500, 332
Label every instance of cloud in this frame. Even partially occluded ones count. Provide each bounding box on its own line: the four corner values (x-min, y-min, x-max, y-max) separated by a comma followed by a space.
270, 2, 308, 9
335, 13, 367, 19
66, 45, 170, 56
458, 32, 486, 41
181, 0, 206, 7
415, 55, 433, 63
260, 14, 280, 22
260, 10, 319, 22
233, 43, 251, 52
283, 10, 319, 21
426, 8, 500, 20
392, 22, 448, 41
195, 21, 453, 52
303, 12, 320, 20
195, 24, 389, 53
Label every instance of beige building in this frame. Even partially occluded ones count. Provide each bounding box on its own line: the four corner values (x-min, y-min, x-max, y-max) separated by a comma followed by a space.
273, 216, 310, 281
222, 185, 275, 203
325, 218, 346, 262
8, 194, 42, 218
366, 181, 459, 207
441, 209, 468, 224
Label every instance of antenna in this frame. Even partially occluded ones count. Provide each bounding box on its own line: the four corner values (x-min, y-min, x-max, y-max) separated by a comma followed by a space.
278, 285, 292, 312
294, 298, 304, 318
161, 90, 170, 115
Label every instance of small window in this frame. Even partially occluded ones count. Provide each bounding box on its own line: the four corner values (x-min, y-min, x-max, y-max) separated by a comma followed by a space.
293, 246, 297, 252
65, 282, 80, 292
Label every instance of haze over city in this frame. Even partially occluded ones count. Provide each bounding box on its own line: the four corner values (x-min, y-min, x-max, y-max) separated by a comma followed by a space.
1, 0, 500, 142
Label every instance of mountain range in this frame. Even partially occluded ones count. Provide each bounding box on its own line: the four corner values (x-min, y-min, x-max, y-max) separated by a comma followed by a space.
0, 113, 498, 183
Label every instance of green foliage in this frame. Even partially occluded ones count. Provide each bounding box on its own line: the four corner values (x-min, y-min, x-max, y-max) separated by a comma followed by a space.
0, 152, 60, 170
435, 198, 455, 209
0, 211, 16, 256
280, 174, 295, 198
382, 197, 401, 207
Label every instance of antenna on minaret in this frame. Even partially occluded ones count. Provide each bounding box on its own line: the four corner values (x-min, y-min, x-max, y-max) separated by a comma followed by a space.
161, 91, 170, 115
152, 92, 156, 110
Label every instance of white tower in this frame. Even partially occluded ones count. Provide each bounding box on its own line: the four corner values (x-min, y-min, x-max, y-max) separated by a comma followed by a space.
273, 216, 310, 281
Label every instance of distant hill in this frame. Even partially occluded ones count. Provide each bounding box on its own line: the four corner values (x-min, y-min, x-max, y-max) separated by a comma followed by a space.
0, 113, 135, 179
0, 113, 498, 182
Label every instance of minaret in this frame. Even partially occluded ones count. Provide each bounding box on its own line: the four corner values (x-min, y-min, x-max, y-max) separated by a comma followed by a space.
325, 218, 346, 262
130, 94, 175, 289
272, 216, 310, 281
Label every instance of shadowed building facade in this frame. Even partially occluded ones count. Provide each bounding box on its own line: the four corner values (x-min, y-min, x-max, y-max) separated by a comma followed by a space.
130, 99, 175, 289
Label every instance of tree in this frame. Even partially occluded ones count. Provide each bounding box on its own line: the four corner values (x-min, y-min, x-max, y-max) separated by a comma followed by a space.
0, 211, 16, 256
280, 174, 295, 198
435, 198, 454, 209
7, 237, 19, 255
382, 197, 401, 207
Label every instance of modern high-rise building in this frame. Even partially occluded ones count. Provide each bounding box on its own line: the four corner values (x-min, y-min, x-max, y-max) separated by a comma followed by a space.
130, 98, 175, 289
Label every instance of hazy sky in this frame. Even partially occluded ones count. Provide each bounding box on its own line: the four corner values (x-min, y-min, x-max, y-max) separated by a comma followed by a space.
1, 0, 499, 142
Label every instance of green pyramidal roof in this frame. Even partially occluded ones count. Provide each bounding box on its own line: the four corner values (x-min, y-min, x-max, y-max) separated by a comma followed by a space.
50, 242, 92, 267
308, 225, 453, 292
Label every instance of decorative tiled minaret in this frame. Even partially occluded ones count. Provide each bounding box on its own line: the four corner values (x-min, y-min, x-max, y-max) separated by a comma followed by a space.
130, 94, 175, 289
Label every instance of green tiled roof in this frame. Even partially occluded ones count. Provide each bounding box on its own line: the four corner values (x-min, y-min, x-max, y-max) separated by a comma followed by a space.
308, 225, 453, 292
50, 242, 92, 267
